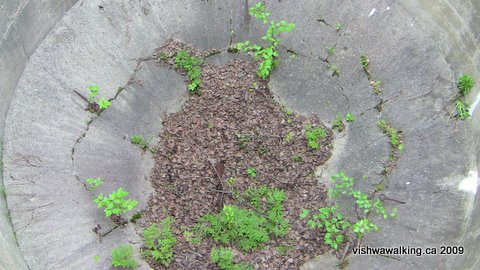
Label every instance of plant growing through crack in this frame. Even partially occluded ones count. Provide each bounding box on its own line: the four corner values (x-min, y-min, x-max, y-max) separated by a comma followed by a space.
142, 217, 176, 267
453, 74, 475, 120
85, 178, 103, 191
131, 134, 150, 151
175, 49, 204, 95
111, 244, 137, 269
378, 120, 403, 151
94, 187, 138, 218
87, 85, 112, 112
236, 2, 296, 79
300, 172, 396, 250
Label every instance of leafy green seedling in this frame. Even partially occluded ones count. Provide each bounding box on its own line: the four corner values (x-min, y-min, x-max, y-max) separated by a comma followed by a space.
111, 244, 137, 269
332, 114, 344, 131
455, 99, 470, 120
284, 131, 294, 143
142, 218, 176, 267
457, 74, 475, 96
305, 125, 327, 149
327, 47, 335, 56
372, 80, 382, 94
94, 187, 138, 217
93, 255, 100, 263
226, 177, 237, 186
360, 55, 369, 69
210, 247, 253, 270
292, 155, 303, 163
345, 113, 355, 122
175, 50, 204, 95
87, 85, 111, 112
336, 23, 343, 32
131, 134, 149, 151
85, 178, 103, 191
247, 168, 257, 178
236, 2, 295, 79
329, 64, 340, 76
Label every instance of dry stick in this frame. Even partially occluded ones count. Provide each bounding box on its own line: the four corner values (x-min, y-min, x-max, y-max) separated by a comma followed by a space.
207, 159, 225, 209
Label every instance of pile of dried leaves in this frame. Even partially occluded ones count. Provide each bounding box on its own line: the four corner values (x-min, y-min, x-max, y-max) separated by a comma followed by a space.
142, 41, 334, 269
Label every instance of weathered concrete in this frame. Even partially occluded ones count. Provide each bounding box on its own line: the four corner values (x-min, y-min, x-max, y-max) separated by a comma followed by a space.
0, 0, 479, 269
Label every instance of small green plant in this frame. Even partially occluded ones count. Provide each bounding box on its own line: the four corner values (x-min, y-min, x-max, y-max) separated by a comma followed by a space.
93, 255, 100, 262
246, 167, 257, 178
236, 132, 255, 149
360, 55, 369, 69
197, 186, 289, 251
284, 131, 294, 143
336, 23, 343, 32
182, 228, 202, 245
292, 155, 303, 163
142, 218, 176, 267
372, 80, 382, 94
329, 64, 340, 76
236, 2, 296, 79
305, 125, 327, 149
226, 177, 237, 186
175, 50, 203, 95
131, 134, 149, 151
327, 46, 335, 56
111, 244, 137, 269
85, 178, 103, 191
332, 114, 344, 132
457, 74, 475, 96
88, 85, 112, 112
378, 120, 403, 151
210, 247, 253, 270
345, 113, 355, 122
455, 99, 470, 120
282, 107, 294, 116
301, 172, 396, 250
94, 187, 138, 217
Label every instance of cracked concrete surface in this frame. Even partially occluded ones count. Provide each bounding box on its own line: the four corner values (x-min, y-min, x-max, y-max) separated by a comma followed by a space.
0, 0, 479, 269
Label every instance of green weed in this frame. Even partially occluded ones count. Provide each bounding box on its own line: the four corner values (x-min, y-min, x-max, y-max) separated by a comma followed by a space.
88, 85, 111, 112
246, 167, 257, 178
455, 99, 470, 120
131, 135, 149, 151
142, 218, 176, 267
85, 178, 103, 191
210, 247, 253, 270
457, 74, 475, 96
111, 244, 137, 269
94, 187, 138, 217
284, 131, 294, 143
378, 120, 403, 151
175, 50, 203, 95
236, 2, 295, 79
305, 125, 327, 149
345, 113, 355, 122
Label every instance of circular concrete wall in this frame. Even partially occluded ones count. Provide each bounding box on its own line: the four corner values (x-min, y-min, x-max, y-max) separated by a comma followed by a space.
0, 0, 479, 269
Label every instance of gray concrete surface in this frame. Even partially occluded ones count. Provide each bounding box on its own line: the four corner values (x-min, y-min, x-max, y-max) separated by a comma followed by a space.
0, 0, 479, 269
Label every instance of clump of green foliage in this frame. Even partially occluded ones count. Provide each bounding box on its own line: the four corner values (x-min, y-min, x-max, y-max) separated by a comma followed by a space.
345, 112, 355, 122
142, 217, 176, 267
246, 167, 257, 178
284, 131, 295, 143
88, 85, 112, 112
332, 114, 345, 132
94, 187, 138, 217
328, 64, 340, 77
210, 247, 253, 270
378, 120, 403, 151
305, 125, 327, 149
111, 244, 137, 269
236, 2, 295, 79
197, 186, 289, 251
457, 74, 475, 96
453, 74, 474, 120
291, 155, 303, 163
372, 80, 382, 95
336, 23, 343, 32
175, 50, 203, 95
131, 134, 149, 151
85, 177, 103, 191
300, 172, 396, 250
455, 100, 470, 120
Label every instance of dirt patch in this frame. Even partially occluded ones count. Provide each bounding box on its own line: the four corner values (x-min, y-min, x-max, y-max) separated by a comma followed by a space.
142, 41, 335, 269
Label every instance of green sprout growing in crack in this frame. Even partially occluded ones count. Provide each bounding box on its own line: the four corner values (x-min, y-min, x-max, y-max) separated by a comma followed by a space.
455, 99, 470, 120
175, 49, 204, 95
94, 187, 138, 218
457, 74, 475, 97
236, 2, 296, 79
85, 178, 103, 191
131, 134, 149, 151
87, 85, 112, 112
